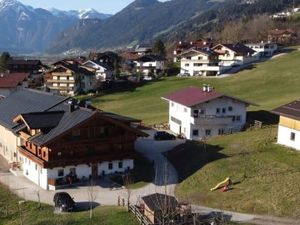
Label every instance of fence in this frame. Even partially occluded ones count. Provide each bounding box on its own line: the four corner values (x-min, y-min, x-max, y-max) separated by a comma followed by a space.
128, 205, 152, 225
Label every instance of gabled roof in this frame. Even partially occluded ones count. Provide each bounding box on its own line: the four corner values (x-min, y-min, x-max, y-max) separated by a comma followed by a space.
272, 100, 300, 121
136, 54, 165, 62
51, 61, 95, 76
142, 193, 178, 211
213, 43, 255, 55
82, 60, 113, 71
0, 88, 68, 129
0, 73, 29, 88
178, 49, 216, 57
162, 86, 256, 107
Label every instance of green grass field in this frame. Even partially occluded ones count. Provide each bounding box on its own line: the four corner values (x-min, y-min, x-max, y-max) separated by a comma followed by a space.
0, 185, 139, 225
166, 126, 300, 218
91, 48, 300, 124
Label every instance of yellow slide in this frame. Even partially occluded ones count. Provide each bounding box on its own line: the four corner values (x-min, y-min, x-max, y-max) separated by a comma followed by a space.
210, 177, 231, 191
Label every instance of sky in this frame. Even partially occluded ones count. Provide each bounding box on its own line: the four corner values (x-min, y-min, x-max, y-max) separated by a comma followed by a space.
18, 0, 166, 14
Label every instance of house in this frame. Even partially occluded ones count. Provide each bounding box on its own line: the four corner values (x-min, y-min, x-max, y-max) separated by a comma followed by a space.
0, 73, 29, 97
134, 45, 152, 56
162, 85, 255, 140
212, 43, 257, 66
81, 60, 113, 82
7, 59, 43, 74
134, 55, 165, 78
140, 193, 179, 224
174, 38, 214, 62
0, 88, 147, 190
46, 61, 95, 96
245, 42, 278, 57
178, 49, 228, 77
272, 100, 300, 150
268, 29, 298, 44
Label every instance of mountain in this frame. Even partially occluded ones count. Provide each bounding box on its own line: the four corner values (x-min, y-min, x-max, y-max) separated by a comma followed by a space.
49, 0, 219, 53
0, 0, 110, 53
50, 0, 299, 54
49, 8, 111, 20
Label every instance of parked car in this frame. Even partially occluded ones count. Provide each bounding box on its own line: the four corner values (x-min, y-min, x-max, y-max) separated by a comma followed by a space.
154, 131, 176, 141
53, 192, 76, 212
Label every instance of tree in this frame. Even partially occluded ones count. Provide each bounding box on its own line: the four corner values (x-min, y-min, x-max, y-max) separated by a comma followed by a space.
152, 40, 166, 58
0, 52, 10, 71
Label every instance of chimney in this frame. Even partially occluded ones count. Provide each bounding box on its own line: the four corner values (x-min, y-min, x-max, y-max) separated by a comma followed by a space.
68, 99, 75, 112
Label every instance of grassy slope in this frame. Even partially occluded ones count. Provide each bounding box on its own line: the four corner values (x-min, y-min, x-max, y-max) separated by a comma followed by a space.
92, 48, 300, 124
167, 127, 300, 218
0, 185, 138, 225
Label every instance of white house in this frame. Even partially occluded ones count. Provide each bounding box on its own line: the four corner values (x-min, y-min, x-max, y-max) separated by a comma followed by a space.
162, 86, 255, 140
212, 44, 258, 66
81, 60, 113, 82
178, 49, 229, 76
134, 55, 165, 78
245, 42, 278, 57
272, 100, 300, 150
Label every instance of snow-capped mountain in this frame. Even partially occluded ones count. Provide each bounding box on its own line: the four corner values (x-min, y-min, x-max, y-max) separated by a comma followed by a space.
49, 8, 111, 20
0, 0, 110, 53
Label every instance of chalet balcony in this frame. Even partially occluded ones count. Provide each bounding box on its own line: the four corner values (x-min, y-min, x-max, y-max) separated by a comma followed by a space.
191, 115, 233, 126
47, 85, 75, 91
47, 79, 75, 84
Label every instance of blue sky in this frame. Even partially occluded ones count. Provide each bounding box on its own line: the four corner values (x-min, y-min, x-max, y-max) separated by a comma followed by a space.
19, 0, 166, 14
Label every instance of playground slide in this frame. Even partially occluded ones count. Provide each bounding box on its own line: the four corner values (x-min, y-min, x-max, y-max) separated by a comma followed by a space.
210, 177, 231, 191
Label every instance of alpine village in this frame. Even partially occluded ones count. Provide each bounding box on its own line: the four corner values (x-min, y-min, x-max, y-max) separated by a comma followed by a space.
1, 0, 300, 225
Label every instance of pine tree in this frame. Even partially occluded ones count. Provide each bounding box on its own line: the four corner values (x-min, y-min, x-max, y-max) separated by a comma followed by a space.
152, 39, 166, 58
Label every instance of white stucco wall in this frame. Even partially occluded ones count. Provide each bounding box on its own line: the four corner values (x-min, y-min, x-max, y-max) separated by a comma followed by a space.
168, 96, 247, 140
277, 125, 300, 150
0, 127, 18, 162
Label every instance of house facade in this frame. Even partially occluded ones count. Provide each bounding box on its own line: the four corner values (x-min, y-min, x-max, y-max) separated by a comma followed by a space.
213, 44, 257, 66
179, 49, 228, 76
0, 89, 146, 190
272, 100, 300, 150
162, 86, 254, 140
134, 55, 165, 77
245, 42, 278, 57
81, 60, 113, 82
47, 61, 95, 96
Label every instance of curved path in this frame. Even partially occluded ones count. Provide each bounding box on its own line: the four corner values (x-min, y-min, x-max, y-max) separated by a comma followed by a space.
1, 131, 300, 225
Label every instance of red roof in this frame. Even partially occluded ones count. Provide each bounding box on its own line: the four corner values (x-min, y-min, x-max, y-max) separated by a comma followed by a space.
0, 73, 29, 88
162, 86, 255, 107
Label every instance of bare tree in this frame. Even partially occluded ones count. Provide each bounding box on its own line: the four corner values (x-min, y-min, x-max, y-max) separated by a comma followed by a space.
87, 180, 97, 219
123, 173, 133, 210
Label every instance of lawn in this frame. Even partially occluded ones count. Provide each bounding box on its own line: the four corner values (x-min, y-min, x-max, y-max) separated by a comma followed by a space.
165, 126, 300, 218
90, 48, 300, 124
0, 184, 139, 225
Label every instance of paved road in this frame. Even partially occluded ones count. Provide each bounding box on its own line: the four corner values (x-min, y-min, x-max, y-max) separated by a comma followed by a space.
1, 131, 300, 224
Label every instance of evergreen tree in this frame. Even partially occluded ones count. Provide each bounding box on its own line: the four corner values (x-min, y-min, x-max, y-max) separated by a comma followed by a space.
0, 52, 10, 71
152, 39, 166, 58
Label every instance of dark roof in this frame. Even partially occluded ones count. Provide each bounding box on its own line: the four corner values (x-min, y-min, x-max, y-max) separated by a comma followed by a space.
0, 73, 29, 88
272, 100, 300, 120
142, 193, 178, 211
136, 54, 165, 62
214, 44, 255, 55
0, 88, 68, 129
21, 111, 65, 129
7, 59, 41, 66
103, 112, 141, 123
52, 61, 95, 76
162, 86, 256, 107
29, 103, 96, 146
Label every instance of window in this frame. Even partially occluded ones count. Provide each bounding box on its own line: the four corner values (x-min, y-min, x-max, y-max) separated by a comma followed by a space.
228, 106, 233, 111
184, 108, 187, 113
291, 132, 296, 141
185, 63, 189, 67
186, 57, 191, 60
57, 152, 62, 156
70, 168, 76, 175
193, 110, 199, 118
58, 169, 64, 177
198, 56, 203, 60
193, 130, 199, 136
118, 161, 123, 169
205, 129, 211, 136
218, 129, 224, 135
171, 102, 174, 107
216, 108, 220, 114
222, 108, 226, 113
35, 164, 37, 171
199, 109, 205, 115
72, 129, 81, 137
236, 116, 241, 121
108, 162, 113, 170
